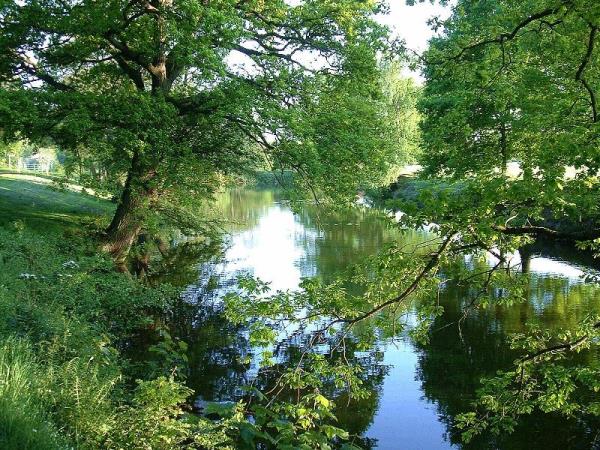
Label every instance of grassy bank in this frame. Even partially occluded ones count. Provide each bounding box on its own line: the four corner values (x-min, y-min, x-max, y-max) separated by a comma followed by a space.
0, 175, 225, 449
0, 173, 111, 228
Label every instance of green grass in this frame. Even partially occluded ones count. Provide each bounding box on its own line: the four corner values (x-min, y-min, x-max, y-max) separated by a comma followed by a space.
0, 173, 113, 230
0, 174, 190, 449
0, 339, 67, 450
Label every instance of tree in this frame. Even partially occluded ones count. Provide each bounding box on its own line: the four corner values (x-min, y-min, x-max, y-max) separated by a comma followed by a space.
406, 0, 600, 441
381, 62, 422, 172
0, 0, 397, 266
0, 138, 26, 167
418, 0, 600, 241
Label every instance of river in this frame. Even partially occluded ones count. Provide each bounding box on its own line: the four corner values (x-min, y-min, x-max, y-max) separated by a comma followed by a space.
163, 189, 600, 449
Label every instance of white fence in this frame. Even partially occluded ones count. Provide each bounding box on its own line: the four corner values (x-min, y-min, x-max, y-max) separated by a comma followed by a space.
5, 156, 56, 174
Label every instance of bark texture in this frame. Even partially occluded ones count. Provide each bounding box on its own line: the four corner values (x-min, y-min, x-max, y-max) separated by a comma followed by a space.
103, 152, 157, 270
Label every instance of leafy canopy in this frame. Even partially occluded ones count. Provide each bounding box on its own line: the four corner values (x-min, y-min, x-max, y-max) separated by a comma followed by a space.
0, 0, 400, 207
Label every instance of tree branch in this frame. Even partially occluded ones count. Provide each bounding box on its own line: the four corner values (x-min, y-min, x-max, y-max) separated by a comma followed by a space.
575, 24, 598, 123
449, 1, 572, 61
340, 233, 457, 325
233, 44, 319, 74
16, 53, 74, 92
103, 31, 155, 76
112, 53, 145, 91
492, 225, 600, 241
519, 322, 600, 363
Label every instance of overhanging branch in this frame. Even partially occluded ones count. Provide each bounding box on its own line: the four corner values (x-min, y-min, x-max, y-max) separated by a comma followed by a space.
338, 232, 457, 325
17, 53, 74, 92
492, 225, 600, 241
449, 1, 573, 61
575, 23, 598, 123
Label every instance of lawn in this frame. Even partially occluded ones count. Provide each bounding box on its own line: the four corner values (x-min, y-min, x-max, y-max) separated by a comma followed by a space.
0, 173, 113, 229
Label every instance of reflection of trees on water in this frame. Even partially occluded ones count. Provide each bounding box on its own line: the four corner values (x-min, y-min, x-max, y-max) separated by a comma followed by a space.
251, 331, 388, 446
293, 204, 426, 283
214, 189, 430, 286
157, 246, 390, 443
213, 189, 278, 232
177, 302, 252, 403
523, 238, 600, 272
215, 189, 428, 286
148, 238, 225, 288
165, 258, 253, 403
173, 296, 390, 443
171, 302, 390, 443
415, 274, 600, 449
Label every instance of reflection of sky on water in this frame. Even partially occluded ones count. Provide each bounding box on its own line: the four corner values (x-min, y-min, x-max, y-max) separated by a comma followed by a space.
489, 251, 588, 280
216, 198, 456, 448
212, 191, 598, 450
224, 204, 316, 291
370, 341, 454, 450
528, 257, 585, 279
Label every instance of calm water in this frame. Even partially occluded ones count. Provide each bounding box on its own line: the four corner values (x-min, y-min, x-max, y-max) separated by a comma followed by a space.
165, 190, 600, 449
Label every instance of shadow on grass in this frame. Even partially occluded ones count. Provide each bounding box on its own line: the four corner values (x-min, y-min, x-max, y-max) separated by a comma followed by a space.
0, 174, 113, 231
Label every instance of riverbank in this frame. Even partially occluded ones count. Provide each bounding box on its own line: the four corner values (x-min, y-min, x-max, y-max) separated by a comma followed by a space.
0, 175, 220, 449
376, 174, 600, 245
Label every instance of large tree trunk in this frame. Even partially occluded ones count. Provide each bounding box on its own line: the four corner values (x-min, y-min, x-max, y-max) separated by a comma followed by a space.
103, 152, 157, 270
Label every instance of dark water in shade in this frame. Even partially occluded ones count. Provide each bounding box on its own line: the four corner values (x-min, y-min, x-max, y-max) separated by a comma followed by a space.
164, 190, 600, 450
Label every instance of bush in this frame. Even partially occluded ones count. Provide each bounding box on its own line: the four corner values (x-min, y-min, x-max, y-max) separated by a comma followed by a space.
0, 223, 193, 448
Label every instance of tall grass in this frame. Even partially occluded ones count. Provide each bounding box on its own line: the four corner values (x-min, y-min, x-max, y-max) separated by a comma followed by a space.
0, 338, 65, 450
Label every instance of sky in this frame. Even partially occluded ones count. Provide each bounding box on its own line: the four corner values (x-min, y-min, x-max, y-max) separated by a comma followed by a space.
378, 1, 452, 53
227, 1, 454, 83
377, 1, 453, 82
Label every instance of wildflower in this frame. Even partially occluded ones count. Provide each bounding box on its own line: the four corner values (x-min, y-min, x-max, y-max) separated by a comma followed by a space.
62, 260, 79, 269
18, 273, 37, 280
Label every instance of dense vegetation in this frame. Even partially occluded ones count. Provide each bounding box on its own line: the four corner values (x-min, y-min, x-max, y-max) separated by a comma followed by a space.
0, 0, 405, 269
1, 0, 600, 448
0, 176, 373, 449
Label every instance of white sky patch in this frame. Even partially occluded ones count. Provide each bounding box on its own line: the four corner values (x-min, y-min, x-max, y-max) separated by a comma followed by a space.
226, 1, 453, 82
489, 251, 587, 281
378, 1, 452, 53
377, 0, 453, 82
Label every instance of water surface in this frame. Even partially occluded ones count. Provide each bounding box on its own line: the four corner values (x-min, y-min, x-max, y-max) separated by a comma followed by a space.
171, 190, 600, 449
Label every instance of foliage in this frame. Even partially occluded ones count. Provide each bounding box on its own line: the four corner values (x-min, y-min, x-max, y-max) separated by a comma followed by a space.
0, 219, 189, 447
418, 0, 600, 233
456, 316, 600, 442
0, 0, 406, 261
380, 62, 422, 170
402, 0, 600, 442
0, 177, 196, 448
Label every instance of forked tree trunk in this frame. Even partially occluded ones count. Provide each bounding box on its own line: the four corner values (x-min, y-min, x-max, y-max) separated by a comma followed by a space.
103, 153, 157, 270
